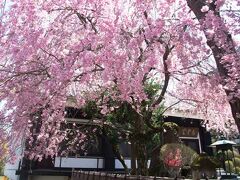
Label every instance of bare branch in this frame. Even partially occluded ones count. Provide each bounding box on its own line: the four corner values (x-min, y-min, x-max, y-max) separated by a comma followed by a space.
152, 45, 174, 107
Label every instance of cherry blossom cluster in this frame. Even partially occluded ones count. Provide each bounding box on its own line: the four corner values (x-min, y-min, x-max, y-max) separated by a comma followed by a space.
0, 0, 239, 160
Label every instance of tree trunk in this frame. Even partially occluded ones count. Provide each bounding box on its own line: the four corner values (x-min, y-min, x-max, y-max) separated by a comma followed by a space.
130, 135, 148, 175
102, 128, 128, 172
136, 115, 149, 176
136, 142, 148, 176
130, 112, 149, 176
112, 144, 129, 174
130, 142, 137, 175
186, 0, 240, 132
149, 144, 162, 176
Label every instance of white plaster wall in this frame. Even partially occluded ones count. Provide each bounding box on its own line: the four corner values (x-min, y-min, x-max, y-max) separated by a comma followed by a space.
4, 139, 25, 180
115, 159, 151, 169
115, 159, 131, 169
4, 153, 21, 180
54, 157, 104, 168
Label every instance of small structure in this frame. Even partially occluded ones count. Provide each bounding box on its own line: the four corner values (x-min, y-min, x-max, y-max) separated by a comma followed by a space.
210, 137, 237, 179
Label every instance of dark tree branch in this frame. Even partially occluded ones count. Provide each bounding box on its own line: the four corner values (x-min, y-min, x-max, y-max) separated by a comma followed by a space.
186, 0, 240, 132
152, 45, 174, 107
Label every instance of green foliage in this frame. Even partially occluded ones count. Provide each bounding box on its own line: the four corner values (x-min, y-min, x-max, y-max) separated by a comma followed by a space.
234, 157, 240, 166
83, 101, 101, 119
144, 80, 161, 99
104, 127, 120, 145
162, 122, 179, 134
234, 150, 240, 158
107, 102, 136, 124
83, 81, 168, 175
191, 152, 221, 171
161, 143, 197, 167
160, 143, 197, 178
236, 167, 240, 175
142, 81, 163, 113
225, 160, 234, 173
151, 106, 164, 124
0, 160, 4, 175
221, 150, 240, 175
224, 150, 239, 160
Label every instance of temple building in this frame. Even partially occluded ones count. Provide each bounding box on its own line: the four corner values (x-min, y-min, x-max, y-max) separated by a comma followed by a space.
4, 107, 213, 180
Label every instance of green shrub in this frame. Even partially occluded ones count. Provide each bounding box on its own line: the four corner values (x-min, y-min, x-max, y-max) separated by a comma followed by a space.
235, 150, 240, 158
233, 157, 240, 167
225, 160, 234, 173
160, 143, 197, 178
232, 150, 239, 156
160, 143, 197, 167
236, 167, 240, 175
224, 150, 233, 160
224, 150, 240, 159
221, 150, 240, 174
191, 153, 221, 171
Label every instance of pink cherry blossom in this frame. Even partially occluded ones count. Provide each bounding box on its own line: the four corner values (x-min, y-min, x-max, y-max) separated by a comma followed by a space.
201, 5, 209, 12
0, 0, 239, 161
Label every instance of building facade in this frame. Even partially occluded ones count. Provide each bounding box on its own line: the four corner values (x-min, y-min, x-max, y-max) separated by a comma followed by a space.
5, 108, 212, 180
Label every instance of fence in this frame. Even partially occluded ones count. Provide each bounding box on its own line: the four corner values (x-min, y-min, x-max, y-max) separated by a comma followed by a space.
71, 171, 177, 180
